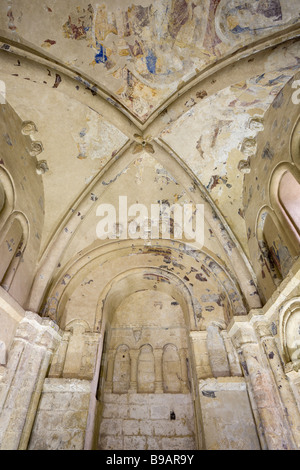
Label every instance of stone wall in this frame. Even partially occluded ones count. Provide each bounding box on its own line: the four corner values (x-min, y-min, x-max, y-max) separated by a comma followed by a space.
199, 377, 260, 450
28, 379, 90, 450
98, 392, 196, 450
0, 312, 61, 450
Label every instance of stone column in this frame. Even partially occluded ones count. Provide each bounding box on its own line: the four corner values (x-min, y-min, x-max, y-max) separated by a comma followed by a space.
129, 349, 139, 393
206, 322, 230, 378
257, 323, 300, 448
179, 349, 190, 393
153, 349, 164, 393
48, 330, 71, 378
189, 331, 212, 380
63, 322, 87, 378
104, 350, 115, 393
221, 331, 242, 377
230, 322, 295, 450
0, 312, 61, 450
79, 333, 99, 380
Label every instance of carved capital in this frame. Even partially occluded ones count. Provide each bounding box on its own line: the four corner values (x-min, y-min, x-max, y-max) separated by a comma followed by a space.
29, 141, 44, 157
21, 121, 38, 136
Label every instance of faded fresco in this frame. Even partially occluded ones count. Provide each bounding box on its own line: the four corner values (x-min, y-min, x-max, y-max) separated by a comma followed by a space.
1, 0, 300, 121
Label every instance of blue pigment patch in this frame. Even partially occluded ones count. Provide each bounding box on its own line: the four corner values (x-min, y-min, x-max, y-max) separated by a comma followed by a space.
146, 50, 157, 74
230, 25, 250, 34
95, 42, 107, 64
4, 134, 12, 146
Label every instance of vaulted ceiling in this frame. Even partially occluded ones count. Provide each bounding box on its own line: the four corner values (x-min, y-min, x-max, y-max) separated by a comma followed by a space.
0, 0, 300, 311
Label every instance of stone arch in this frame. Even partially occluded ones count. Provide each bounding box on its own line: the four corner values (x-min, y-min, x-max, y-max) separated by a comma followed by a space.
279, 297, 300, 366
269, 162, 300, 252
29, 140, 260, 314
244, 71, 300, 300
291, 114, 300, 168
256, 206, 295, 285
0, 166, 15, 231
42, 239, 248, 329
96, 266, 199, 333
83, 263, 204, 450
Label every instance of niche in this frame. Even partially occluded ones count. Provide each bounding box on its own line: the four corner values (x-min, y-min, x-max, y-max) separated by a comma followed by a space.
112, 344, 131, 394
162, 343, 181, 393
137, 344, 155, 393
278, 171, 300, 238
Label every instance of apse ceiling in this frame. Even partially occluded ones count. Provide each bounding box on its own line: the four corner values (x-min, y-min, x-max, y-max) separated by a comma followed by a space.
0, 0, 300, 275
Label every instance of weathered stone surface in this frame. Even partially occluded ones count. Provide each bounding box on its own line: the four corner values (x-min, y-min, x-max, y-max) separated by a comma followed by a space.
199, 378, 261, 450
28, 379, 90, 450
98, 392, 196, 450
1, 0, 300, 452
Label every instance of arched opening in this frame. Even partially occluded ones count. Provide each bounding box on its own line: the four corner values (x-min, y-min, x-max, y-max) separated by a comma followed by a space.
97, 288, 197, 451
42, 241, 253, 451
257, 208, 294, 282
278, 171, 300, 240
0, 212, 29, 292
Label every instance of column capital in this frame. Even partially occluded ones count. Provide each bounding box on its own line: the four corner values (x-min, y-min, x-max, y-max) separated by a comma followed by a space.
153, 348, 164, 393
254, 322, 273, 340
14, 311, 62, 351
128, 348, 139, 393
228, 321, 258, 350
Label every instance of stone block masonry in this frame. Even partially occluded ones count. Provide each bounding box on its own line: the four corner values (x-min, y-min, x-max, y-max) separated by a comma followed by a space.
28, 378, 91, 450
98, 392, 196, 450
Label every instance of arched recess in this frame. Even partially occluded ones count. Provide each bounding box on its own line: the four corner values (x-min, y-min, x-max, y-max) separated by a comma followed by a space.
269, 162, 300, 251
279, 297, 300, 368
84, 265, 204, 450
256, 205, 294, 285
0, 211, 29, 291
0, 99, 45, 307
28, 139, 261, 315
95, 266, 200, 332
44, 246, 248, 450
42, 238, 248, 329
0, 166, 15, 231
